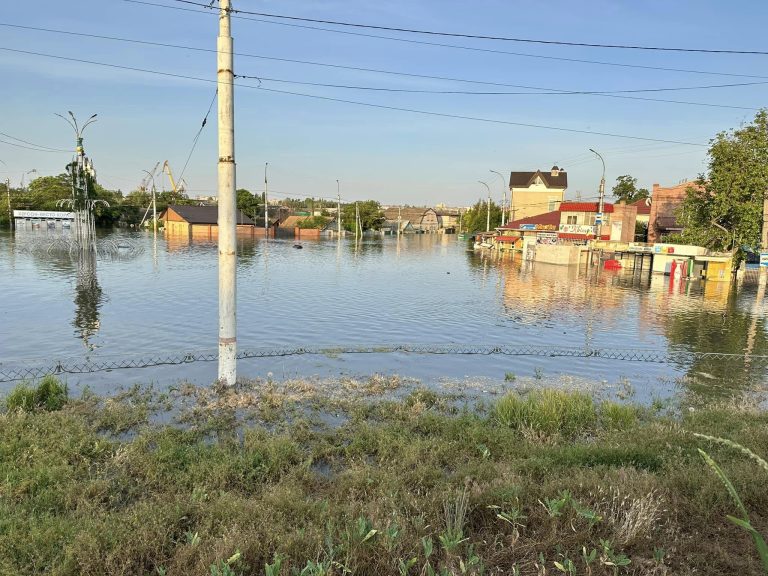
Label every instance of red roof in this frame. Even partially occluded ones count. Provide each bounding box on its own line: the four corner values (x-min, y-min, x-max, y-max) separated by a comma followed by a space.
500, 209, 561, 230
630, 198, 651, 215
559, 202, 614, 213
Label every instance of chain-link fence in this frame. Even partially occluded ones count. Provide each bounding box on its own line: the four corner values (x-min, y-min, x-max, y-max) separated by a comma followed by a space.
2, 344, 767, 383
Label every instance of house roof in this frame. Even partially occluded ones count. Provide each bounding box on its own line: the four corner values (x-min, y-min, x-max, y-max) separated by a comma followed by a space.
280, 215, 311, 228
559, 202, 614, 213
630, 198, 652, 215
509, 168, 568, 189
383, 207, 428, 223
500, 209, 561, 230
168, 205, 254, 225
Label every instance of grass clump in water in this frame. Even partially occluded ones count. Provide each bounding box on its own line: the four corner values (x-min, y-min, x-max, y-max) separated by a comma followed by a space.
4, 375, 68, 412
494, 389, 598, 437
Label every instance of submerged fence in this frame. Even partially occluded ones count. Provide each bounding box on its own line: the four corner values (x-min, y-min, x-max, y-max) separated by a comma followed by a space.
2, 343, 768, 383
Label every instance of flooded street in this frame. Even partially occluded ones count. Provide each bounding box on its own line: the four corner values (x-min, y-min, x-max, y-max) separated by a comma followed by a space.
1, 229, 766, 399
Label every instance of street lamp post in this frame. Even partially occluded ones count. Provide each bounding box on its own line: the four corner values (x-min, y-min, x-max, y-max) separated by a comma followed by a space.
478, 180, 491, 232
589, 148, 606, 240
489, 170, 507, 226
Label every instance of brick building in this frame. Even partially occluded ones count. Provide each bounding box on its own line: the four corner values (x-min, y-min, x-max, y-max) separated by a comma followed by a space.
647, 181, 702, 243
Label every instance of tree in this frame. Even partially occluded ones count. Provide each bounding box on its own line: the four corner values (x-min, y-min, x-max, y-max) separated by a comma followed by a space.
677, 110, 768, 261
462, 198, 501, 233
236, 188, 261, 220
612, 175, 649, 203
341, 200, 384, 232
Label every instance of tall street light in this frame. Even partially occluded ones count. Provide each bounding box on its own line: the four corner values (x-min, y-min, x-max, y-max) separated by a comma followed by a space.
589, 148, 606, 240
478, 180, 491, 232
489, 170, 507, 226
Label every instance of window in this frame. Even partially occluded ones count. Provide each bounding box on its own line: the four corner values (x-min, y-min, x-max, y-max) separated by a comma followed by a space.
548, 199, 558, 211
566, 215, 577, 225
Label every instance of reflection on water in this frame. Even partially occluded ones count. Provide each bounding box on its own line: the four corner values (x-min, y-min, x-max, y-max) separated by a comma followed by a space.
73, 251, 103, 350
1, 229, 767, 396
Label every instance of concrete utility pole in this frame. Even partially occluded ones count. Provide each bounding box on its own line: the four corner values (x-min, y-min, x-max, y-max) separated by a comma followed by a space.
1, 159, 9, 230
478, 180, 491, 232
264, 162, 269, 237
490, 170, 507, 226
5, 178, 10, 231
589, 148, 606, 240
217, 0, 237, 386
397, 205, 402, 236
355, 201, 360, 241
336, 179, 341, 237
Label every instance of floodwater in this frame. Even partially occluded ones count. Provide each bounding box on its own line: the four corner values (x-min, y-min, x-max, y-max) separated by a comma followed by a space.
1, 228, 767, 400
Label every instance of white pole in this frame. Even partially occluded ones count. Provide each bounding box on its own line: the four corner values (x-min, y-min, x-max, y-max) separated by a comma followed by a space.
152, 180, 157, 233
355, 202, 359, 241
590, 149, 606, 240
336, 180, 341, 237
264, 162, 269, 238
217, 0, 237, 386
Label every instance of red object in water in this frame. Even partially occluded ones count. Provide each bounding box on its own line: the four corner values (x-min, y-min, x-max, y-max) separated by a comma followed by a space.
604, 259, 622, 270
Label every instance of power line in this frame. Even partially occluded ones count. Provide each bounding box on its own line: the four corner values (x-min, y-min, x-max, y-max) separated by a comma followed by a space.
0, 130, 69, 152
0, 137, 68, 153
177, 89, 217, 183
0, 46, 708, 146
1, 21, 760, 113
119, 2, 768, 79
166, 0, 768, 55
237, 75, 759, 111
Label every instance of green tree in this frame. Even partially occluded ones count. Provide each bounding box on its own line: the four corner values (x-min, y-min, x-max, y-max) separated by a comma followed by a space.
236, 188, 261, 220
611, 175, 649, 203
297, 215, 330, 229
341, 200, 384, 232
462, 198, 501, 233
677, 109, 768, 260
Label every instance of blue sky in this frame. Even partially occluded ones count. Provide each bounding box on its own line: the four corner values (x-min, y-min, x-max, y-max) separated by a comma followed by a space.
1, 0, 767, 206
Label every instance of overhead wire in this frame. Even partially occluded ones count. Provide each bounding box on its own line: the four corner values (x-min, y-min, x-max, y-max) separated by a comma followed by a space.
0, 46, 709, 147
0, 130, 70, 152
120, 1, 768, 79
0, 22, 760, 113
176, 89, 217, 183
166, 0, 768, 55
0, 137, 68, 153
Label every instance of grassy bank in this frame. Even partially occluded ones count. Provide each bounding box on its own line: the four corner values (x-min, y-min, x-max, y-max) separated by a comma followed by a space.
1, 377, 767, 575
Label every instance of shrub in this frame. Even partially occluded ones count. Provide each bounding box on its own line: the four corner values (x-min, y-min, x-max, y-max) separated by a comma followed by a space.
5, 376, 68, 412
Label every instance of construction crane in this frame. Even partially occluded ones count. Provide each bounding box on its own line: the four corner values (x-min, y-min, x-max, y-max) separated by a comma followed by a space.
162, 160, 187, 200
138, 162, 161, 230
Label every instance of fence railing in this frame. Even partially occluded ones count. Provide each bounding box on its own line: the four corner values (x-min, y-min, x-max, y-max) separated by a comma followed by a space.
2, 344, 766, 383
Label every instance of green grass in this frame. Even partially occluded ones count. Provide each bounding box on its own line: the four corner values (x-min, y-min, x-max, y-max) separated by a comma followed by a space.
0, 384, 767, 575
5, 375, 68, 412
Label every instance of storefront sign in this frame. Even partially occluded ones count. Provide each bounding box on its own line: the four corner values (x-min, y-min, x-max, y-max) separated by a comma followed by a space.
14, 210, 75, 220
760, 252, 768, 267
536, 232, 558, 245
558, 224, 594, 235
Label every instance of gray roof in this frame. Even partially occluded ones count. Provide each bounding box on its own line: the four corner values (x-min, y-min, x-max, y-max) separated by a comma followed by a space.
169, 205, 255, 225
509, 169, 568, 189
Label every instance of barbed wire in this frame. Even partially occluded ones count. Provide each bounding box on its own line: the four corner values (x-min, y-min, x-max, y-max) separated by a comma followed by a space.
1, 344, 765, 383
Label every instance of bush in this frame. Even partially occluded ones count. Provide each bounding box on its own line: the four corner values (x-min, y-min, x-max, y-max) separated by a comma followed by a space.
5, 376, 68, 412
